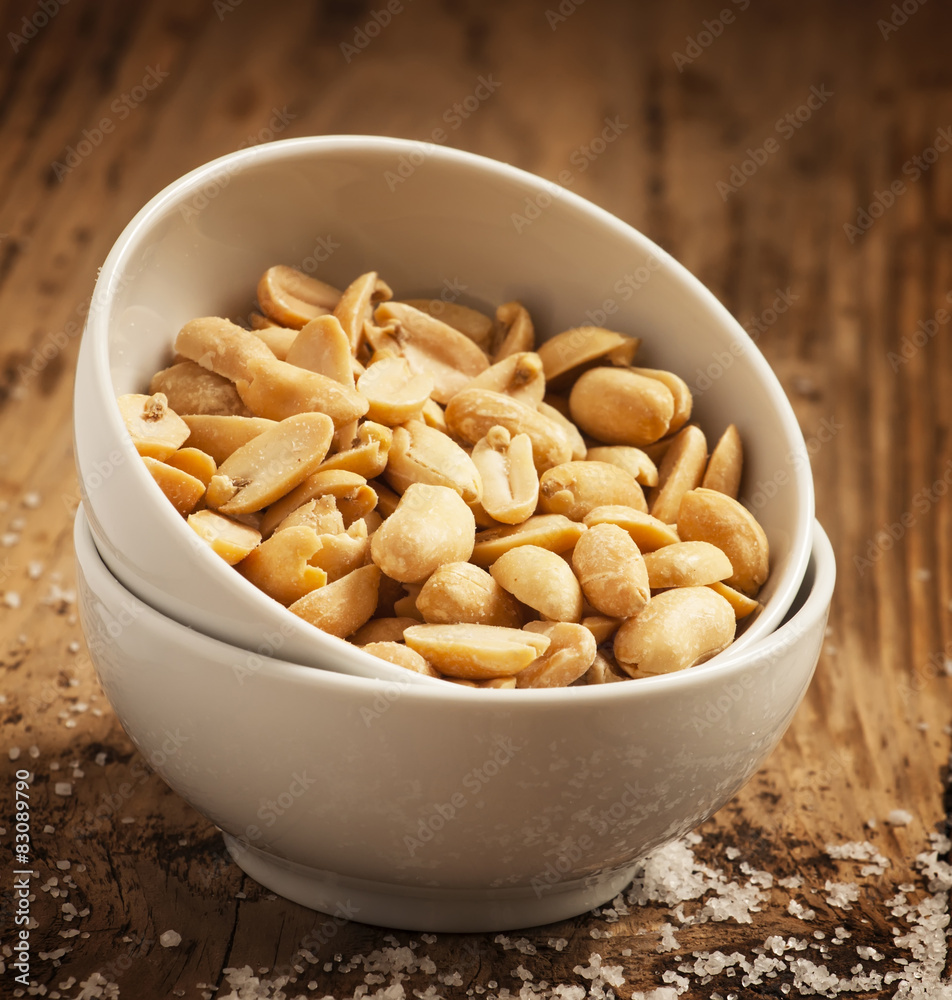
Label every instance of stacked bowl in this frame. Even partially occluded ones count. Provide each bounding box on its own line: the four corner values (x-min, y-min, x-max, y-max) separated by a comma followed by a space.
73, 136, 833, 931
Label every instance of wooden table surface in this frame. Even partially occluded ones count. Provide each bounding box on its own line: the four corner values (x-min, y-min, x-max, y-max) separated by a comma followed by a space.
2, 0, 951, 996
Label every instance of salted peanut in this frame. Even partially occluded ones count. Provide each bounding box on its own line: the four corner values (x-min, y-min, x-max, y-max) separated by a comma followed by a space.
251, 323, 298, 361
702, 424, 743, 499
417, 562, 524, 628
174, 317, 275, 383
235, 356, 368, 428
464, 352, 546, 407
374, 302, 490, 403
370, 483, 475, 583
569, 367, 674, 446
250, 312, 279, 330
641, 435, 674, 466
273, 495, 345, 536
630, 367, 692, 434
385, 421, 482, 504
536, 326, 637, 387
181, 414, 277, 464
237, 525, 327, 605
361, 510, 383, 534
585, 446, 658, 487
374, 573, 406, 619
678, 488, 769, 596
648, 425, 708, 524
540, 461, 646, 520
141, 457, 205, 516
257, 265, 341, 328
187, 509, 261, 565
204, 412, 335, 516
404, 623, 549, 680
493, 301, 534, 362
517, 621, 597, 688
490, 545, 583, 622
445, 388, 573, 472
643, 541, 733, 589
150, 361, 252, 417
285, 315, 355, 385
261, 470, 377, 537
351, 617, 417, 645
372, 480, 402, 518
479, 676, 518, 689
468, 498, 503, 529
471, 427, 538, 524
361, 641, 440, 677
537, 401, 587, 461
118, 393, 190, 460
580, 615, 624, 644
332, 272, 392, 352
164, 447, 216, 488
708, 580, 762, 619
310, 522, 371, 582
614, 587, 736, 676
402, 299, 494, 353
357, 357, 434, 425
582, 505, 679, 551
579, 651, 628, 685
393, 583, 424, 620
289, 563, 380, 638
572, 522, 650, 618
318, 422, 392, 479
471, 514, 586, 567
421, 397, 448, 433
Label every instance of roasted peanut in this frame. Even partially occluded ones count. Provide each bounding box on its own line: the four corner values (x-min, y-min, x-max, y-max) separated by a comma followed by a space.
310, 522, 371, 582
250, 323, 298, 360
174, 317, 275, 383
187, 509, 261, 564
374, 301, 489, 402
585, 446, 658, 487
678, 488, 769, 596
572, 522, 650, 618
582, 505, 679, 552
471, 426, 538, 524
385, 421, 482, 504
613, 587, 736, 676
629, 367, 692, 434
150, 361, 252, 417
537, 400, 587, 461
370, 483, 475, 583
569, 367, 674, 446
536, 326, 636, 386
517, 621, 596, 688
708, 580, 762, 619
642, 541, 733, 589
464, 352, 546, 407
260, 470, 377, 537
273, 495, 345, 536
493, 301, 534, 361
141, 456, 205, 516
181, 414, 277, 464
357, 357, 434, 425
445, 388, 573, 472
393, 582, 424, 620
204, 412, 335, 515
285, 315, 355, 385
317, 421, 392, 479
403, 623, 549, 679
702, 424, 743, 498
118, 393, 190, 460
334, 272, 392, 352
539, 461, 646, 520
490, 544, 583, 622
470, 514, 586, 567
648, 425, 708, 524
289, 563, 380, 638
402, 299, 494, 353
257, 265, 341, 328
350, 617, 419, 645
164, 447, 216, 488
238, 525, 328, 605
580, 615, 624, 644
361, 641, 440, 677
417, 561, 524, 628
578, 651, 628, 684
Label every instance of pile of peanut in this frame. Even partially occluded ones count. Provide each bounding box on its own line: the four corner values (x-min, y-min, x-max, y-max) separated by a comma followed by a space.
117, 265, 770, 688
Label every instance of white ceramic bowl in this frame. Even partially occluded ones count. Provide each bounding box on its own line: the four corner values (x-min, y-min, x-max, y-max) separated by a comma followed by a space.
74, 135, 814, 673
75, 504, 834, 932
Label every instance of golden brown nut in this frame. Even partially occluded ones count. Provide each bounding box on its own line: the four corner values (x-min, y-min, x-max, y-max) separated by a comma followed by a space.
417, 562, 524, 628
568, 367, 674, 446
141, 456, 205, 516
403, 623, 549, 679
118, 393, 190, 460
572, 522, 650, 618
257, 265, 341, 328
289, 563, 380, 637
187, 509, 261, 565
150, 361, 252, 417
489, 545, 583, 622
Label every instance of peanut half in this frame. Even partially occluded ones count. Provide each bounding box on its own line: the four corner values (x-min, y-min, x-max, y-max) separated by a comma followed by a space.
417, 561, 524, 628
289, 563, 380, 638
357, 357, 434, 425
118, 393, 190, 460
285, 315, 356, 385
403, 623, 549, 680
569, 367, 674, 446
489, 544, 583, 622
187, 509, 261, 565
539, 461, 646, 520
141, 457, 205, 516
402, 299, 494, 353
174, 317, 275, 383
517, 621, 597, 688
257, 265, 341, 328
385, 420, 482, 504
702, 424, 743, 498
582, 505, 680, 551
464, 351, 546, 407
585, 446, 659, 487
648, 424, 708, 525
492, 301, 534, 361
334, 271, 392, 352
150, 361, 252, 417
181, 414, 276, 465
470, 514, 586, 567
642, 541, 733, 589
471, 426, 539, 524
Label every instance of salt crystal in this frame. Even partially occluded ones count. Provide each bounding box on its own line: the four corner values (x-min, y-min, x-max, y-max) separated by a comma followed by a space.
824, 881, 859, 909
887, 809, 913, 826
3, 591, 21, 608
22, 492, 41, 509
725, 846, 740, 859
9, 746, 20, 760
67, 640, 80, 653
27, 561, 44, 580
55, 860, 70, 870
28, 745, 39, 758
1, 532, 20, 547
159, 930, 182, 948
53, 782, 72, 796
94, 752, 107, 766
44, 825, 54, 834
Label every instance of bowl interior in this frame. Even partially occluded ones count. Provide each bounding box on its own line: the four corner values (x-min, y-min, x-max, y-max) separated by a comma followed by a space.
79, 135, 814, 660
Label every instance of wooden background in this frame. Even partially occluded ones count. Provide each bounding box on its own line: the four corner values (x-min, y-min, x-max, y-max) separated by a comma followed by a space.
1, 0, 951, 996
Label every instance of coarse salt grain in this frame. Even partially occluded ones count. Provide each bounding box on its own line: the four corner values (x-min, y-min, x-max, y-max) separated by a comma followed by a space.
887, 809, 913, 827
159, 930, 182, 948
53, 782, 72, 796
9, 746, 20, 760
3, 591, 21, 608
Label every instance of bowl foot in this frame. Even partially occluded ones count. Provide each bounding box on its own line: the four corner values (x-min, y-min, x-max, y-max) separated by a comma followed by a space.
223, 834, 638, 932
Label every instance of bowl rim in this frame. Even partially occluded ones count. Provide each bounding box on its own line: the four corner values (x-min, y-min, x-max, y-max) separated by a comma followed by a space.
75, 502, 835, 706
78, 134, 816, 674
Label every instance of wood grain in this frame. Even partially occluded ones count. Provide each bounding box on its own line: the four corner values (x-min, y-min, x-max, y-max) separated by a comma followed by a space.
1, 0, 951, 996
